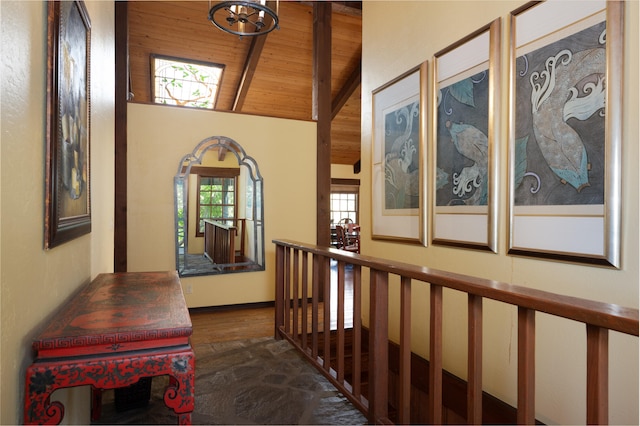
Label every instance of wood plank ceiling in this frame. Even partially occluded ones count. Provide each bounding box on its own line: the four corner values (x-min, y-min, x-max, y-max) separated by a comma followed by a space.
128, 1, 362, 166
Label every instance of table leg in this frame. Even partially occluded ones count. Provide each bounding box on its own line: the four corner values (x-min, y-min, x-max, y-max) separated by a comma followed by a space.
24, 346, 195, 425
91, 387, 102, 421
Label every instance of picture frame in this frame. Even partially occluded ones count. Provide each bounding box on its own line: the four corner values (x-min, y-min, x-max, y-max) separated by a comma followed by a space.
371, 63, 427, 244
431, 18, 501, 252
508, 0, 623, 267
45, 0, 92, 249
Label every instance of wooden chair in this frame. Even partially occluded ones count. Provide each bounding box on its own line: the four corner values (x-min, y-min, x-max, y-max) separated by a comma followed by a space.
335, 225, 360, 254
339, 217, 354, 229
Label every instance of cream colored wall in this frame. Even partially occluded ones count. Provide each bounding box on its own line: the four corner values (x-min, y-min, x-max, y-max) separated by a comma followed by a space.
361, 1, 638, 424
1, 1, 635, 424
0, 1, 115, 424
331, 163, 361, 180
127, 103, 316, 307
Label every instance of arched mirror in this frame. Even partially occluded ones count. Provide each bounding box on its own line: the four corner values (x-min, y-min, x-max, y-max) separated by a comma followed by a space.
174, 136, 264, 276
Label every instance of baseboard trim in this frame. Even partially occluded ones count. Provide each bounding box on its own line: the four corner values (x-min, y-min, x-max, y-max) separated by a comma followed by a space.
361, 327, 544, 424
188, 301, 274, 314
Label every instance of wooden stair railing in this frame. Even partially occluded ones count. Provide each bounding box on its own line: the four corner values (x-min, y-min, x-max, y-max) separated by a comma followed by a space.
273, 239, 639, 425
204, 220, 236, 264
204, 218, 246, 265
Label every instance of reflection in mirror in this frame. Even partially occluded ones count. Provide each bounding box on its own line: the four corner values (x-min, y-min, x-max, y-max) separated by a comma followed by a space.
174, 136, 264, 276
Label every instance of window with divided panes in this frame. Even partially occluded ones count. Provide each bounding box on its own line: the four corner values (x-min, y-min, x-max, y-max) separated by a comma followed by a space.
196, 172, 238, 237
330, 180, 359, 225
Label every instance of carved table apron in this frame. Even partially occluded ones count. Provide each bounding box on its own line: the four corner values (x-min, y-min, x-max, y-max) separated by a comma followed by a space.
24, 271, 195, 425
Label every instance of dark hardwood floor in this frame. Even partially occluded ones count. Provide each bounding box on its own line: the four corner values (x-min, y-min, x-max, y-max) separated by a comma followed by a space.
189, 306, 275, 346
190, 260, 356, 345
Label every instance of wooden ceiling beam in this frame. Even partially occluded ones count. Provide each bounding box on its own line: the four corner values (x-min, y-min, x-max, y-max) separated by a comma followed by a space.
331, 1, 362, 16
232, 34, 268, 111
231, 2, 277, 111
217, 147, 227, 161
331, 60, 360, 120
300, 1, 362, 16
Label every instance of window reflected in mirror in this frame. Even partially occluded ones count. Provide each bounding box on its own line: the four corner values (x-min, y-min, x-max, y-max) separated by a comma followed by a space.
175, 137, 264, 276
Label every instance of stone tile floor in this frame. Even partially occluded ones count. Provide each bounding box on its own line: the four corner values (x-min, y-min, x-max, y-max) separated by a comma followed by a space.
94, 337, 366, 425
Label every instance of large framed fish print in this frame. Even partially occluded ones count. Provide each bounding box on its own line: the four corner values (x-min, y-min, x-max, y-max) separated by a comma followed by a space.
508, 0, 623, 267
432, 19, 501, 251
371, 63, 427, 244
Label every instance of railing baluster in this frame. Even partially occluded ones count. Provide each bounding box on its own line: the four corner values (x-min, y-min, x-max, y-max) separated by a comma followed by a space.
284, 247, 291, 333
323, 256, 332, 372
293, 249, 299, 342
353, 264, 362, 400
274, 244, 285, 339
369, 269, 389, 423
586, 325, 608, 425
337, 260, 346, 383
468, 294, 483, 424
429, 284, 443, 424
312, 253, 320, 359
518, 307, 535, 424
301, 251, 309, 350
399, 276, 411, 424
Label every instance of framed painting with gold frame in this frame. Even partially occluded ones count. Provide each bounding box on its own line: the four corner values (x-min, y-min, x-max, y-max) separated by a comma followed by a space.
431, 18, 501, 252
371, 63, 427, 244
45, 0, 92, 249
508, 0, 623, 267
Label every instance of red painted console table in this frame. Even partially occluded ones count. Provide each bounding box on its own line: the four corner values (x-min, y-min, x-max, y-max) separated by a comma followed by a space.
24, 271, 195, 425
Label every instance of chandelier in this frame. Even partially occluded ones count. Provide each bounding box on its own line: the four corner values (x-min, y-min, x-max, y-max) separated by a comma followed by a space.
208, 1, 279, 37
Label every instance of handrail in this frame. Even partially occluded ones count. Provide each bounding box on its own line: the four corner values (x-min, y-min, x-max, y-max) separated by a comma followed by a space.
273, 239, 638, 425
274, 240, 638, 335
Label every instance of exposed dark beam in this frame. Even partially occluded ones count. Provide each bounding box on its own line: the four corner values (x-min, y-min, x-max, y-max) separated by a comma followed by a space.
114, 2, 128, 272
313, 1, 332, 249
331, 60, 360, 120
232, 32, 268, 111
